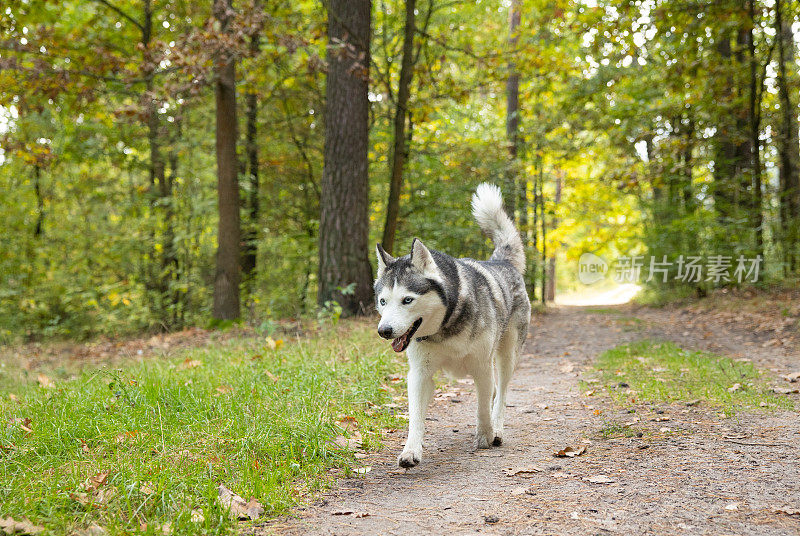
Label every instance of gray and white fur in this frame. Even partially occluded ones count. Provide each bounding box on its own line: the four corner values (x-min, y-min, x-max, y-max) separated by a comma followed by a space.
374, 183, 531, 468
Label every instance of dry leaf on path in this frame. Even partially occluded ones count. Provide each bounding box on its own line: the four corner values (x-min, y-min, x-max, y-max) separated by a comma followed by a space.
511, 486, 535, 496
783, 372, 800, 383
724, 503, 739, 511
504, 465, 544, 477
772, 386, 800, 394
586, 475, 615, 484
772, 507, 800, 517
0, 517, 45, 535
652, 416, 671, 422
331, 510, 353, 516
217, 484, 264, 520
554, 445, 586, 458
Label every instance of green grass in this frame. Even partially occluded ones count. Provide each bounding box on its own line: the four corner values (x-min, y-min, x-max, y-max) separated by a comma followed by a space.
594, 340, 793, 416
0, 321, 403, 535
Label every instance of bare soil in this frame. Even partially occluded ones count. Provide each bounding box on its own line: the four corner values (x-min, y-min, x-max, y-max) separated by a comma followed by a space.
259, 305, 800, 536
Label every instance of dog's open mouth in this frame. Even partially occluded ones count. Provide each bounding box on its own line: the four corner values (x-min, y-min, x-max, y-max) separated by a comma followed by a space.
391, 318, 422, 353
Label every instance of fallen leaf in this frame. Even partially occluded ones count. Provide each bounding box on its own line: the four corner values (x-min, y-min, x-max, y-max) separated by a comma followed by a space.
88, 471, 109, 490
652, 416, 671, 422
115, 431, 138, 444
553, 445, 586, 458
772, 386, 800, 394
353, 512, 370, 518
214, 385, 232, 395
772, 507, 800, 517
586, 475, 615, 484
686, 399, 701, 407
354, 466, 371, 474
728, 383, 742, 393
504, 465, 544, 477
217, 484, 263, 520
75, 523, 107, 536
583, 390, 595, 396
37, 374, 55, 389
331, 510, 354, 516
178, 359, 202, 370
265, 337, 283, 350
265, 370, 279, 382
0, 517, 45, 535
331, 430, 362, 450
783, 372, 800, 383
724, 503, 739, 511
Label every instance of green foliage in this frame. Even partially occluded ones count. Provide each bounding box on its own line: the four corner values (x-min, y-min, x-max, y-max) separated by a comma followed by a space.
0, 321, 403, 534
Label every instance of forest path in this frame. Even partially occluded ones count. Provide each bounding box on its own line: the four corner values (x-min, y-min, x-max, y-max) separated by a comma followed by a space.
260, 306, 800, 536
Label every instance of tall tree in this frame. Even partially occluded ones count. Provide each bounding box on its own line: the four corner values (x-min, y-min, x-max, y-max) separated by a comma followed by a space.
505, 0, 521, 223
242, 29, 261, 281
212, 0, 241, 320
381, 0, 416, 255
317, 0, 374, 315
775, 0, 800, 273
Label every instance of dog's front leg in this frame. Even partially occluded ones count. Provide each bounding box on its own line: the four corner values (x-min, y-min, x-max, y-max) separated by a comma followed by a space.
398, 362, 434, 468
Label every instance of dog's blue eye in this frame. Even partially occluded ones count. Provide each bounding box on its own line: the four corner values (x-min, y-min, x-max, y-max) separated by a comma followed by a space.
402, 297, 414, 305
380, 298, 386, 306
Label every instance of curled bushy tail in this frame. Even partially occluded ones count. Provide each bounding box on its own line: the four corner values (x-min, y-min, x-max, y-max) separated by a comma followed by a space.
471, 183, 525, 273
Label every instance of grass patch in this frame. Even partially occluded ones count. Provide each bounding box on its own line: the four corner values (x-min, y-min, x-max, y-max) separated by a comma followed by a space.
595, 340, 792, 416
595, 420, 643, 439
0, 320, 403, 535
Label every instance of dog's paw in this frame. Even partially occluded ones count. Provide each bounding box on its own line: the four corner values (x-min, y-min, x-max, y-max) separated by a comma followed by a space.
398, 450, 421, 468
474, 430, 493, 450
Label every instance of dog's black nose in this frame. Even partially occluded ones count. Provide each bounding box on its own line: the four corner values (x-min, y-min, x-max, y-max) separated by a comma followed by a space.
378, 326, 393, 339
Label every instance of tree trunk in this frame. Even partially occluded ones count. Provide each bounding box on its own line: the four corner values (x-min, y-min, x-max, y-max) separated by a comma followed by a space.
380, 0, 416, 255
318, 0, 374, 315
505, 0, 520, 221
747, 0, 763, 256
775, 0, 800, 273
33, 164, 44, 238
545, 173, 561, 302
212, 0, 241, 320
242, 32, 260, 280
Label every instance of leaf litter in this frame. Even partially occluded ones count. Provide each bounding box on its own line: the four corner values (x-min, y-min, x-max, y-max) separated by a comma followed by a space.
217, 484, 264, 520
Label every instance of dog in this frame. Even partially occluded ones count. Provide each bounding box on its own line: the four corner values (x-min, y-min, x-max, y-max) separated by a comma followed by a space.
374, 183, 531, 468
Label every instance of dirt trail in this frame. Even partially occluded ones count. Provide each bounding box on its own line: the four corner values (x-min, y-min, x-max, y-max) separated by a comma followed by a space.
261, 306, 800, 536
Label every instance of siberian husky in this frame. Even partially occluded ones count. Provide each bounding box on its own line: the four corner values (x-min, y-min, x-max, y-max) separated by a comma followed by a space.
374, 183, 531, 468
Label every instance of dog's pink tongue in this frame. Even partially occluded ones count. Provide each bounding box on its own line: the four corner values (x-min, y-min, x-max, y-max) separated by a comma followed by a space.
391, 336, 405, 352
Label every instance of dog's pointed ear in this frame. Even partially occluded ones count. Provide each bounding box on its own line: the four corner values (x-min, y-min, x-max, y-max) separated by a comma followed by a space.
410, 238, 437, 276
376, 243, 394, 278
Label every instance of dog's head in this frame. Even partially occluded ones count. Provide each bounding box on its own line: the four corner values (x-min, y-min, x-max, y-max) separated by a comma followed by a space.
373, 239, 447, 352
